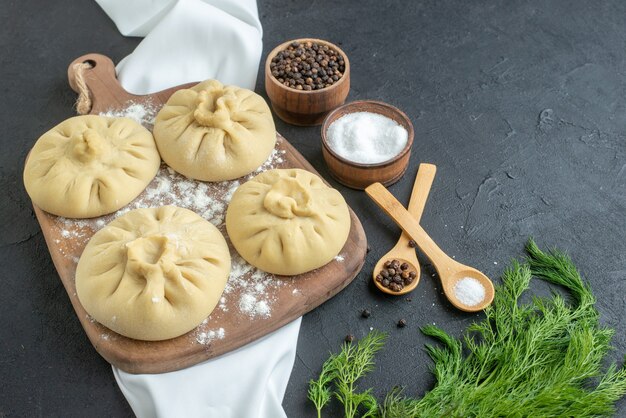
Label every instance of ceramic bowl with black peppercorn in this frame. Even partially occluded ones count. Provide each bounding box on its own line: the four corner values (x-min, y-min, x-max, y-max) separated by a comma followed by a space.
265, 38, 350, 126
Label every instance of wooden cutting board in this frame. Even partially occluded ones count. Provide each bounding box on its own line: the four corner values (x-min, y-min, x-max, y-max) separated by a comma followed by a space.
30, 53, 367, 374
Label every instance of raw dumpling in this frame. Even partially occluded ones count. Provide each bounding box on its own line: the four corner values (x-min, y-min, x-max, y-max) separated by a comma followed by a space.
76, 206, 231, 341
23, 115, 160, 218
226, 168, 350, 275
153, 79, 276, 181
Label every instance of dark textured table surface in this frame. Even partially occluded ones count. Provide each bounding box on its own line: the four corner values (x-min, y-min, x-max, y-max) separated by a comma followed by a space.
2, 1, 626, 416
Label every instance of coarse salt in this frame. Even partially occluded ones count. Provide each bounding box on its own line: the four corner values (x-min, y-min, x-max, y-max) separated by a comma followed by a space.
453, 277, 486, 307
326, 111, 408, 164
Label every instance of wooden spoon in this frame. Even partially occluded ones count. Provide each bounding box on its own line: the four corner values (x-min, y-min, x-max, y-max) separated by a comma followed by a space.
365, 182, 495, 312
372, 163, 437, 295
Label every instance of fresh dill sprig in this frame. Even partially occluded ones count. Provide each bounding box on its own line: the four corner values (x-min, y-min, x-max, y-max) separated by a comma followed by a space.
308, 353, 338, 418
308, 330, 386, 418
310, 240, 626, 418
333, 331, 386, 418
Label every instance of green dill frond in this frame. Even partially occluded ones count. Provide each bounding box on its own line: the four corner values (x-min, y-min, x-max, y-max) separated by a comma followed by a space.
308, 353, 338, 418
402, 240, 626, 417
334, 331, 387, 418
309, 331, 387, 418
309, 240, 626, 418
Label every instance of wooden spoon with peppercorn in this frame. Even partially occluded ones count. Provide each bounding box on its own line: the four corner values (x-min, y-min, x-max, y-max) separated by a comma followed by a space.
372, 163, 437, 295
365, 182, 495, 312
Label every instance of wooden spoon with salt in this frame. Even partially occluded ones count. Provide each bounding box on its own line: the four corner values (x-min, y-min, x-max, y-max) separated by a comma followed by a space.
372, 163, 437, 295
365, 182, 495, 312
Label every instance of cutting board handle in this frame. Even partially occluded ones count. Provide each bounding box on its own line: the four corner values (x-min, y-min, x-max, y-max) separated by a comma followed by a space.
66, 53, 199, 115
67, 53, 138, 114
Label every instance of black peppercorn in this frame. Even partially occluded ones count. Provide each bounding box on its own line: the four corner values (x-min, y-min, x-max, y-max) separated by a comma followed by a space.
270, 41, 345, 91
397, 319, 407, 328
408, 240, 417, 248
345, 334, 355, 343
375, 258, 418, 293
361, 309, 371, 318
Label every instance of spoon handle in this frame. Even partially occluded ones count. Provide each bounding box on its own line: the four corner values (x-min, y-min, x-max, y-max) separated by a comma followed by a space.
407, 163, 437, 218
365, 182, 458, 274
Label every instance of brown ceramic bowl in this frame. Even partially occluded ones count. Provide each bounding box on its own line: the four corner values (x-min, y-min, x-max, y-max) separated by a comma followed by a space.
265, 38, 350, 126
321, 100, 414, 190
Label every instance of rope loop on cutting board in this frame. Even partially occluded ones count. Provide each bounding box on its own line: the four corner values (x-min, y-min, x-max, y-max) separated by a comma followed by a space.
73, 62, 92, 115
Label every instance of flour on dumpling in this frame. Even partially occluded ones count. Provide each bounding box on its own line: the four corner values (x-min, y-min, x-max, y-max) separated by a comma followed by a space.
76, 206, 231, 341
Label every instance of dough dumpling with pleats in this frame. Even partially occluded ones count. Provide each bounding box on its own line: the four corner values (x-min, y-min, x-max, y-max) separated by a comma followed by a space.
23, 115, 160, 218
76, 206, 231, 341
153, 79, 276, 181
226, 168, 350, 276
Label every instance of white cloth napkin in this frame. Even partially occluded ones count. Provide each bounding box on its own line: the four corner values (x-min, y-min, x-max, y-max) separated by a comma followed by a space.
113, 319, 301, 418
95, 1, 302, 416
97, 0, 263, 93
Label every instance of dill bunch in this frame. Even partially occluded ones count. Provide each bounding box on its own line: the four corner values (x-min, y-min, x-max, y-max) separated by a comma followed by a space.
310, 240, 626, 418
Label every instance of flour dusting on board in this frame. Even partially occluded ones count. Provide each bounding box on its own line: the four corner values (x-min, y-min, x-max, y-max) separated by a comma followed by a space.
100, 101, 159, 129
224, 254, 283, 319
195, 319, 226, 345
56, 102, 292, 327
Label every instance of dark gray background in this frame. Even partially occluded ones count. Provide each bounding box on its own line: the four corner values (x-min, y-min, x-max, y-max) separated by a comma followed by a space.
2, 0, 625, 416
